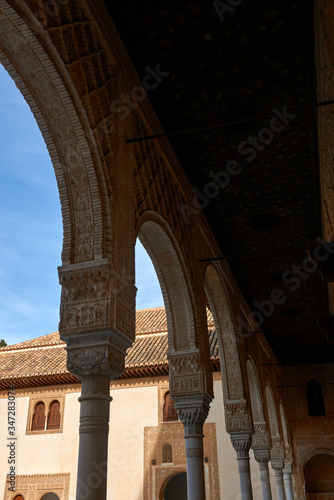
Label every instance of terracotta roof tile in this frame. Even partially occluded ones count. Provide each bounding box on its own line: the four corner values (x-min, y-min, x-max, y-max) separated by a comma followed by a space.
0, 308, 218, 380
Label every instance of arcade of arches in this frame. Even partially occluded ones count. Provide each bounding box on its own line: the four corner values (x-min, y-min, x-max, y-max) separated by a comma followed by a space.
0, 0, 333, 499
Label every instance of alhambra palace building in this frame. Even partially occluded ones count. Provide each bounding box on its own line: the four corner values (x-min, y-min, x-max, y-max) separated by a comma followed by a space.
0, 0, 334, 499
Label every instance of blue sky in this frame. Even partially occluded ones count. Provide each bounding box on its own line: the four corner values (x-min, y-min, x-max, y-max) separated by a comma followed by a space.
0, 64, 163, 346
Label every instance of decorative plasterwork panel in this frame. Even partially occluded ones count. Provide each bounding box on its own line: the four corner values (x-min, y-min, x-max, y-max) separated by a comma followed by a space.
143, 422, 220, 500
3, 473, 70, 500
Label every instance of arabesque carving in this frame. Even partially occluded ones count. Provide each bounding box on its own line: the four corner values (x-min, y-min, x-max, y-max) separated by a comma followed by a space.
177, 404, 210, 435
168, 351, 205, 395
224, 401, 251, 432
67, 345, 125, 378
59, 260, 110, 334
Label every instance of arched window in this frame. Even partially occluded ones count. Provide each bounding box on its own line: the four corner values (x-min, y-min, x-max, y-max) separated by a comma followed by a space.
47, 400, 61, 430
162, 443, 173, 463
14, 495, 24, 500
306, 379, 326, 416
31, 401, 45, 431
163, 392, 178, 422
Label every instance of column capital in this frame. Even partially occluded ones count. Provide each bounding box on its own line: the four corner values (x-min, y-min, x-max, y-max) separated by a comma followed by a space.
65, 333, 128, 379
253, 448, 271, 464
271, 457, 285, 471
283, 463, 293, 475
230, 431, 253, 458
174, 395, 211, 436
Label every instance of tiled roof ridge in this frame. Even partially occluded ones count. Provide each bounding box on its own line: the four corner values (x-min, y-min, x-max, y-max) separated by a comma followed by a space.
0, 343, 66, 354
0, 333, 64, 352
135, 306, 165, 311
1, 307, 214, 352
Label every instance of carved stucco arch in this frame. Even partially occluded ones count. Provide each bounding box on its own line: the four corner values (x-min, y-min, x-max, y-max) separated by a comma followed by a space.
204, 264, 246, 402
265, 384, 280, 438
158, 469, 187, 500
246, 357, 265, 423
279, 401, 291, 455
246, 357, 272, 451
137, 212, 197, 353
137, 211, 213, 401
0, 0, 107, 265
204, 264, 252, 432
266, 383, 285, 460
301, 447, 334, 472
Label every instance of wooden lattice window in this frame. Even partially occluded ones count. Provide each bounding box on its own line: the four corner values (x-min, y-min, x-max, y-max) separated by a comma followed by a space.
31, 401, 45, 431
162, 443, 173, 463
163, 392, 178, 422
306, 379, 326, 416
47, 400, 61, 430
14, 496, 24, 500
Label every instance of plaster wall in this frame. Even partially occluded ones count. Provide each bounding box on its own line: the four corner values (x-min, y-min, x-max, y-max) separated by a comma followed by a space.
207, 378, 278, 500
0, 374, 281, 500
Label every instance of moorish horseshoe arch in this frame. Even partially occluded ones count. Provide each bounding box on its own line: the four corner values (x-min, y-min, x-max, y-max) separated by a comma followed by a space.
0, 0, 109, 266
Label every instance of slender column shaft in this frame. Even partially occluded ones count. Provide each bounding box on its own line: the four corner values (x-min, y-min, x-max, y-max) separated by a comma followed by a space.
76, 374, 112, 500
283, 466, 294, 500
184, 434, 206, 500
258, 461, 273, 500
176, 400, 210, 500
231, 433, 253, 500
253, 449, 273, 500
273, 467, 286, 500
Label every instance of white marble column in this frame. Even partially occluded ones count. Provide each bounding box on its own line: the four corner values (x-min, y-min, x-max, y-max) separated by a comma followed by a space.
253, 449, 273, 500
283, 464, 294, 500
177, 399, 211, 500
230, 432, 254, 500
271, 459, 286, 500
